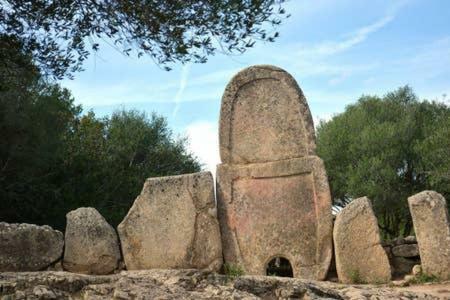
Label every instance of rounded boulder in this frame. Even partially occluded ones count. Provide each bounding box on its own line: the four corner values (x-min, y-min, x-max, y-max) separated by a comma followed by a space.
63, 207, 121, 274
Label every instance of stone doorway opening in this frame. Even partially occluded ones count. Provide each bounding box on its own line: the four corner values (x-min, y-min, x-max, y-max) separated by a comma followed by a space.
266, 257, 293, 277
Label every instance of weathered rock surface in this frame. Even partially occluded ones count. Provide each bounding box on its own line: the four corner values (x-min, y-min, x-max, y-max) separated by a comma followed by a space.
0, 223, 63, 272
391, 257, 420, 278
217, 65, 333, 280
404, 235, 417, 244
408, 191, 450, 279
63, 207, 121, 275
412, 264, 422, 276
383, 236, 421, 277
0, 270, 441, 299
334, 197, 391, 283
219, 65, 317, 164
117, 172, 222, 271
392, 244, 420, 258
217, 157, 333, 280
391, 236, 417, 246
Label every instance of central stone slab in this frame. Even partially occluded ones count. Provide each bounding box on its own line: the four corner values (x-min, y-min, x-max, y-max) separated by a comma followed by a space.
219, 66, 316, 164
217, 65, 333, 280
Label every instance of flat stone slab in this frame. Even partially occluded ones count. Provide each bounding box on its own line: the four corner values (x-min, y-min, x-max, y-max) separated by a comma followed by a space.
117, 172, 222, 271
0, 270, 441, 299
217, 156, 333, 280
219, 65, 316, 164
408, 191, 450, 279
63, 207, 121, 275
404, 236, 417, 244
0, 223, 63, 271
392, 244, 420, 258
333, 197, 391, 283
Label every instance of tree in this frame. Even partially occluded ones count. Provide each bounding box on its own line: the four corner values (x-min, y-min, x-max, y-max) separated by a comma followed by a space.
1, 104, 201, 230
1, 0, 288, 79
0, 43, 201, 230
0, 52, 82, 226
0, 35, 39, 88
59, 110, 201, 228
316, 86, 450, 239
416, 109, 450, 197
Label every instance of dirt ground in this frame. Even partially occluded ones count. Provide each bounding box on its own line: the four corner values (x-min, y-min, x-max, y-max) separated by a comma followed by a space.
397, 282, 450, 299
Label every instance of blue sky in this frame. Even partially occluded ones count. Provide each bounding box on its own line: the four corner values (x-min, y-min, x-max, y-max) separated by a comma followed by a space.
62, 0, 450, 173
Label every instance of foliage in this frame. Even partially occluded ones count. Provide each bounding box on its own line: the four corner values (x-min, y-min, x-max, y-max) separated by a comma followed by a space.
0, 48, 201, 230
58, 109, 201, 228
0, 39, 80, 228
409, 273, 439, 284
223, 263, 245, 280
417, 115, 450, 195
348, 270, 364, 284
316, 86, 450, 239
0, 0, 288, 79
0, 35, 40, 87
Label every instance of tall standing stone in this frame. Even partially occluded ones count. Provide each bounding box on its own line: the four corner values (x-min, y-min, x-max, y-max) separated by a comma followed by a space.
118, 172, 222, 271
408, 191, 450, 279
217, 65, 333, 280
333, 197, 391, 283
63, 207, 121, 274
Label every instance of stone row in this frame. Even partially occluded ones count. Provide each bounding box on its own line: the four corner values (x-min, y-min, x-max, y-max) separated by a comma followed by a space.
0, 207, 121, 275
333, 191, 450, 283
1, 183, 449, 284
0, 172, 222, 275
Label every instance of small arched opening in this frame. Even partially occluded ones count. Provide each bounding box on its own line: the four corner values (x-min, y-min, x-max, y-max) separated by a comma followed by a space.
266, 257, 293, 277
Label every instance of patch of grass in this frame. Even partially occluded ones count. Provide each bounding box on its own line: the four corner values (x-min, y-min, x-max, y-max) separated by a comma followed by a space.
409, 273, 439, 284
349, 270, 366, 284
387, 282, 396, 288
373, 278, 386, 285
223, 263, 244, 280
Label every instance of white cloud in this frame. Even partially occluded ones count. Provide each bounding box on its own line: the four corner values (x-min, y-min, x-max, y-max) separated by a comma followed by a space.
63, 79, 179, 107
267, 1, 410, 84
313, 113, 334, 128
185, 121, 220, 175
65, 65, 237, 108
188, 68, 240, 87
297, 15, 394, 59
299, 0, 410, 59
407, 37, 450, 79
354, 36, 450, 98
172, 64, 191, 117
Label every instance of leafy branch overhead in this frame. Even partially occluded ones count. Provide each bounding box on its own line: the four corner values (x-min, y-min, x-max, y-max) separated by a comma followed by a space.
0, 0, 288, 79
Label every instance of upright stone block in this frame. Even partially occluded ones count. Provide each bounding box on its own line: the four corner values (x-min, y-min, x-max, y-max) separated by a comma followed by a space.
63, 207, 121, 274
217, 65, 333, 280
117, 172, 222, 271
333, 197, 391, 283
408, 191, 450, 279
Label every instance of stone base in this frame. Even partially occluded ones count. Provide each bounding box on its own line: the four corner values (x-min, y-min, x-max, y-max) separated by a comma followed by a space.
0, 270, 441, 299
216, 156, 333, 280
